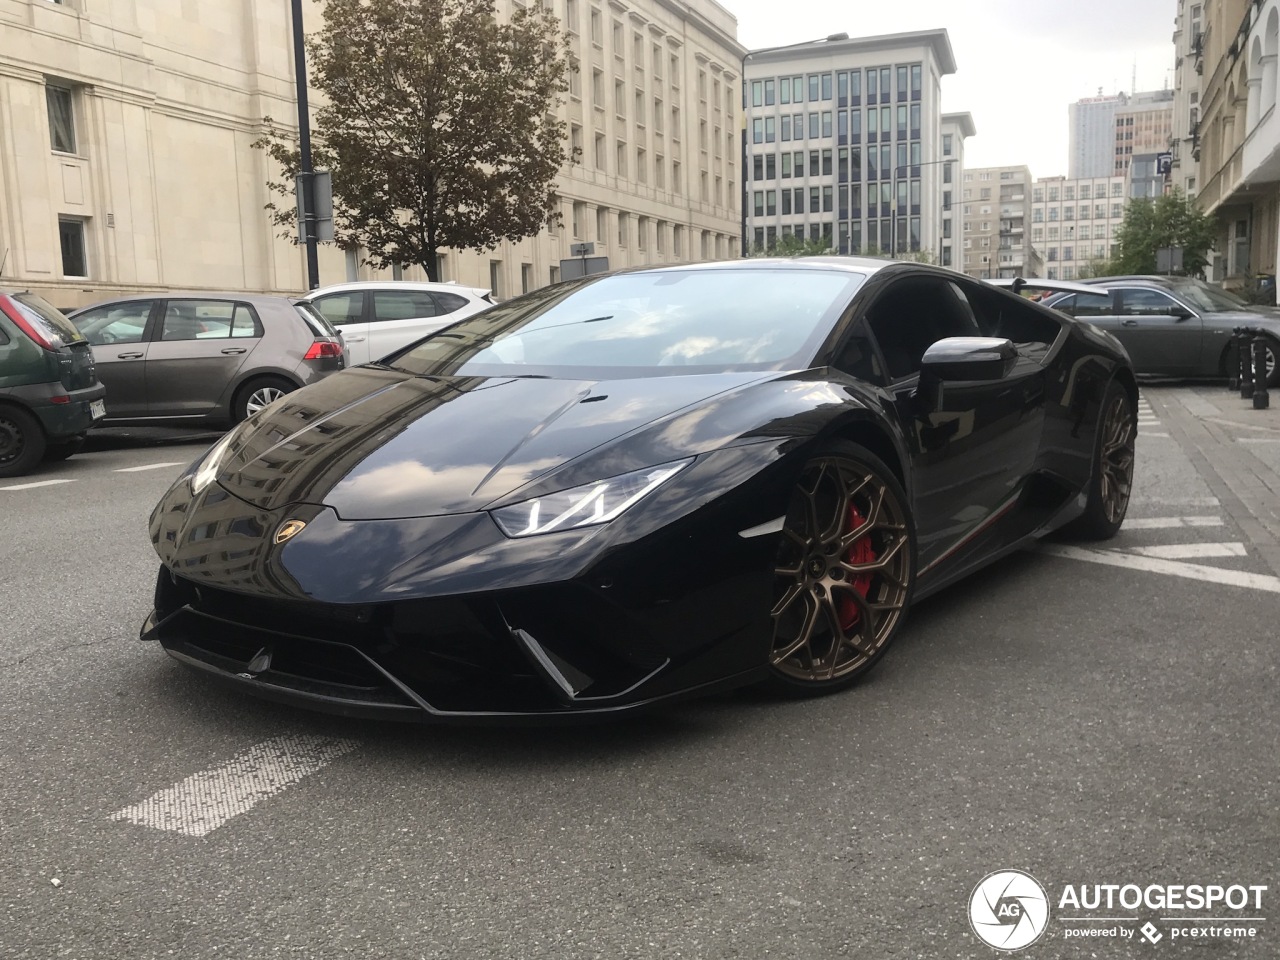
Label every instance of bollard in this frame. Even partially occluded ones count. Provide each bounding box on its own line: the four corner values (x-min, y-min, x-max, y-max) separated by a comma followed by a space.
1253, 334, 1271, 410
1228, 327, 1242, 391
1240, 327, 1255, 399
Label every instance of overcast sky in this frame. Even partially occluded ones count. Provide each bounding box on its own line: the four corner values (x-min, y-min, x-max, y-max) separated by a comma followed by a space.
729, 0, 1177, 179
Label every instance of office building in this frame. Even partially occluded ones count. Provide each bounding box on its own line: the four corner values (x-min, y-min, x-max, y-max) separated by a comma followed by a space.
1031, 175, 1127, 280
961, 165, 1042, 279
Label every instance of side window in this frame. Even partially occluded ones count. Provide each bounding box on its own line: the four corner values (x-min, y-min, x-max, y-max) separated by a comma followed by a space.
962, 283, 1062, 345
230, 304, 263, 338
312, 292, 363, 327
161, 300, 236, 341
373, 291, 440, 321
1061, 291, 1112, 317
865, 277, 981, 380
1117, 289, 1178, 316
832, 326, 883, 384
431, 292, 470, 314
72, 301, 152, 345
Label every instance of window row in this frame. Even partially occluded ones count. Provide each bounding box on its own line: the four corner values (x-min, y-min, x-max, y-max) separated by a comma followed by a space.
749, 142, 925, 184
750, 105, 922, 145
749, 64, 922, 109
748, 181, 923, 219
1031, 204, 1124, 222
568, 204, 733, 259
1033, 183, 1124, 202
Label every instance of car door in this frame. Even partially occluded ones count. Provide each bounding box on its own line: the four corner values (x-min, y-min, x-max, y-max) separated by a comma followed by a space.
857, 274, 1051, 572
368, 289, 451, 358
310, 291, 370, 365
1109, 287, 1202, 375
145, 299, 262, 417
69, 300, 156, 418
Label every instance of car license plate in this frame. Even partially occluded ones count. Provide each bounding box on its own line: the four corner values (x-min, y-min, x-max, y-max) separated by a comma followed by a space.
90, 399, 106, 420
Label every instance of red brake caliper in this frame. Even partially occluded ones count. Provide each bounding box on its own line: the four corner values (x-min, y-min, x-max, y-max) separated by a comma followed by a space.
837, 504, 877, 630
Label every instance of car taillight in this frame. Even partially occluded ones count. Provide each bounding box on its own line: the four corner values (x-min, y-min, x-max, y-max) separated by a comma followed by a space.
0, 295, 56, 350
304, 339, 343, 360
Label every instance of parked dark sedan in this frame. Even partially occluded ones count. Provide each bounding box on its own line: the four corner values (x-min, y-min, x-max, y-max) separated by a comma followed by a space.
141, 258, 1136, 722
68, 293, 346, 425
1045, 275, 1280, 386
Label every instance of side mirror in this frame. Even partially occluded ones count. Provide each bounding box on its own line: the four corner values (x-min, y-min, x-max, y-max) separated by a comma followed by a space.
920, 337, 1017, 382
1170, 304, 1195, 321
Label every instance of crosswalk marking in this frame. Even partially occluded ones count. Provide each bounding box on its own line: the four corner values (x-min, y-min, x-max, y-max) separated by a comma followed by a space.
1128, 542, 1247, 560
0, 478, 78, 491
114, 461, 185, 473
1124, 516, 1225, 529
111, 735, 359, 837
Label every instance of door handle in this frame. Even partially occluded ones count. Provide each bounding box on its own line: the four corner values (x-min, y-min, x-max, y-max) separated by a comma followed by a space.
344, 336, 366, 343
1122, 319, 1139, 327
221, 347, 247, 355
117, 352, 144, 359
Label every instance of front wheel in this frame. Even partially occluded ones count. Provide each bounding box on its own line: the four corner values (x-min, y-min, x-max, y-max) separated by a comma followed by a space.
1063, 380, 1136, 541
766, 442, 916, 696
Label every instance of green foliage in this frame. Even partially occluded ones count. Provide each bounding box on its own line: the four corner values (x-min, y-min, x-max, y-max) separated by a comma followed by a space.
1077, 257, 1117, 279
1112, 189, 1216, 278
253, 0, 573, 281
748, 233, 834, 257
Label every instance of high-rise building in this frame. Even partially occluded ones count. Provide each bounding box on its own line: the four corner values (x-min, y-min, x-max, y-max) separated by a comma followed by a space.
741, 30, 960, 260
960, 165, 1042, 279
1195, 0, 1280, 289
1113, 90, 1175, 182
1169, 0, 1204, 199
1030, 175, 1127, 280
940, 112, 976, 270
0, 0, 742, 309
1069, 94, 1125, 179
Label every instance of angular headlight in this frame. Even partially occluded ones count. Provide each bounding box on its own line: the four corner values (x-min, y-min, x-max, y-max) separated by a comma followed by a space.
491, 458, 694, 538
190, 430, 237, 496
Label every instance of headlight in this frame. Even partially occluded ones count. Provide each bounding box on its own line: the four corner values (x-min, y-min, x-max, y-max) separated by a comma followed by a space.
190, 430, 238, 495
491, 458, 694, 537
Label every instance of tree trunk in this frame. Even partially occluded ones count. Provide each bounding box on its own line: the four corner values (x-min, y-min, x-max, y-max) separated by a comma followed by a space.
423, 250, 439, 282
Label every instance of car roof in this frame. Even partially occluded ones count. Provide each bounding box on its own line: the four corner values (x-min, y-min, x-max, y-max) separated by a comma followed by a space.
303, 280, 491, 298
70, 291, 300, 311
1078, 275, 1182, 286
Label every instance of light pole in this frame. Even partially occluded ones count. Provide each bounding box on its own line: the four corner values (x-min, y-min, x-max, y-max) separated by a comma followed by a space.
740, 33, 849, 257
290, 0, 320, 290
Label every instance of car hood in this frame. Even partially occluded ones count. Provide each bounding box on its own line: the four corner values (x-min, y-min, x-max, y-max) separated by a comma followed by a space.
214, 366, 775, 519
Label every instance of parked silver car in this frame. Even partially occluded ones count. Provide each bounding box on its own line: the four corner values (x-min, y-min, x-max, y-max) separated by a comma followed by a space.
299, 281, 492, 365
68, 293, 346, 425
1045, 276, 1280, 386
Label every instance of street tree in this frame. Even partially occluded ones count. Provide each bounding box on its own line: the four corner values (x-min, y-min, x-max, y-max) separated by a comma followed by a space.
1112, 188, 1216, 277
747, 234, 834, 257
254, 0, 573, 281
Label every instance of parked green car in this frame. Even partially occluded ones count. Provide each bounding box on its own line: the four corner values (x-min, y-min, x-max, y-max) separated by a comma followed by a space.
0, 290, 106, 477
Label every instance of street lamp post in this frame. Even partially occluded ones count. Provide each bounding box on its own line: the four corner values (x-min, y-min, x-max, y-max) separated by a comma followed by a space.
740, 33, 849, 257
290, 0, 320, 290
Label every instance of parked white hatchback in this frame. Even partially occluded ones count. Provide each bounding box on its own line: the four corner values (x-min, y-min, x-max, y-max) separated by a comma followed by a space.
300, 281, 493, 365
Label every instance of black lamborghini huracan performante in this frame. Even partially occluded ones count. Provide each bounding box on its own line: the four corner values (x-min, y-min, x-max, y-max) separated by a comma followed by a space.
142, 259, 1137, 721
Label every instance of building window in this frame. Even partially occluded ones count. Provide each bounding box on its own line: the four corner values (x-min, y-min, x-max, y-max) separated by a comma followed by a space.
489, 260, 504, 300
46, 84, 76, 153
59, 218, 87, 277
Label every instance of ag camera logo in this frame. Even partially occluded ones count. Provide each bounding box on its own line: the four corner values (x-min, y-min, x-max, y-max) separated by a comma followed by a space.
969, 870, 1051, 951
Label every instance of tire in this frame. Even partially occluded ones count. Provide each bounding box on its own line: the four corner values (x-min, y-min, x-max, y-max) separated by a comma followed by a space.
44, 435, 86, 462
765, 441, 917, 696
233, 376, 296, 424
1062, 379, 1136, 541
1226, 336, 1280, 388
0, 405, 48, 478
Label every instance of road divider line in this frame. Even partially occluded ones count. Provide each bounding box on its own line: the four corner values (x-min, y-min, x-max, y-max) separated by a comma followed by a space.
1130, 496, 1220, 507
113, 461, 185, 473
110, 735, 359, 837
1041, 544, 1280, 593
1127, 541, 1247, 559
1124, 517, 1224, 529
0, 478, 78, 491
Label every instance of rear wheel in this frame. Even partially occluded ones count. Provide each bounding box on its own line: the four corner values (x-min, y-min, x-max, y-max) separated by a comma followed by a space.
766, 443, 916, 695
0, 405, 48, 478
233, 376, 295, 424
1063, 380, 1135, 541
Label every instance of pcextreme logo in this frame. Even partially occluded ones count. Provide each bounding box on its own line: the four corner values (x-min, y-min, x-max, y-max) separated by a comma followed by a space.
968, 871, 1268, 949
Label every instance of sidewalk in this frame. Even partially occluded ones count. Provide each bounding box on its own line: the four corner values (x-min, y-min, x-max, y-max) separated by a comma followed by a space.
1144, 383, 1280, 578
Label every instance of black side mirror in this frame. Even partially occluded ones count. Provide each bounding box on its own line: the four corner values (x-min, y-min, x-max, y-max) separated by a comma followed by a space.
920, 337, 1017, 382
1170, 304, 1195, 321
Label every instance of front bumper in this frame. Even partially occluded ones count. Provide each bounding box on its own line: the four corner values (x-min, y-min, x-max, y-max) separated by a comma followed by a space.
141, 566, 769, 723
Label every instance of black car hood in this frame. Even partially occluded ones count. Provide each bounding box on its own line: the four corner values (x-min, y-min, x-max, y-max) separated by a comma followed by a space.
216, 366, 775, 519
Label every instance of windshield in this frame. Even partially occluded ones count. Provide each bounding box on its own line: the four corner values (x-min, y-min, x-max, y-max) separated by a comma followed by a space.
11, 293, 85, 347
1170, 279, 1246, 312
381, 267, 865, 378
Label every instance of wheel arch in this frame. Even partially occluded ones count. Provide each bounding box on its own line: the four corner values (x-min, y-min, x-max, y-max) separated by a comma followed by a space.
826, 417, 907, 493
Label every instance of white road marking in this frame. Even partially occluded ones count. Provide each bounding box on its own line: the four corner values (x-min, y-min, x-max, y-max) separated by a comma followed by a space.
1124, 516, 1225, 529
113, 461, 185, 473
1140, 431, 1171, 438
1237, 438, 1280, 444
1128, 541, 1247, 559
111, 735, 359, 837
1132, 496, 1220, 507
1042, 544, 1280, 594
0, 478, 78, 491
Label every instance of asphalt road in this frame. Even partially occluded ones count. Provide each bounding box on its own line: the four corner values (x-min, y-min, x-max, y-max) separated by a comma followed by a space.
1, 388, 1277, 959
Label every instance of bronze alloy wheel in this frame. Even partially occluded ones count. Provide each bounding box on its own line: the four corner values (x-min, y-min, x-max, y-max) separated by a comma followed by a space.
1098, 391, 1136, 525
769, 450, 913, 688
